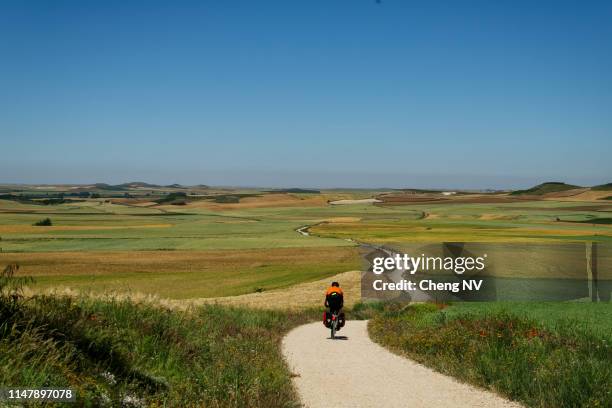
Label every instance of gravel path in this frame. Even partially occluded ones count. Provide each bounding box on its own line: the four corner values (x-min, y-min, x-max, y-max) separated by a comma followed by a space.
282, 320, 523, 408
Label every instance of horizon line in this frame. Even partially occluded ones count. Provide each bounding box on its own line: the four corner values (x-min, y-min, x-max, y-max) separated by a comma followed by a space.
1, 180, 608, 192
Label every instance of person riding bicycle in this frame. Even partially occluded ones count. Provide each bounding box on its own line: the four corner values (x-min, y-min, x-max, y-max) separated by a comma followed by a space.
325, 281, 344, 311
323, 281, 345, 329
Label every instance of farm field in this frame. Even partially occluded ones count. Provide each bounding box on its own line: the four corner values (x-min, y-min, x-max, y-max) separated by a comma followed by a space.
1, 247, 359, 299
0, 183, 611, 301
311, 200, 612, 244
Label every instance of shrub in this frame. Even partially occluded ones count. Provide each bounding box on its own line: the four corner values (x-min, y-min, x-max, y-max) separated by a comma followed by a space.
33, 218, 52, 226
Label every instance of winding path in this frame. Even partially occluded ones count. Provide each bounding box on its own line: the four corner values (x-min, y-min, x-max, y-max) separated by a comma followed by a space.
288, 211, 521, 407
282, 320, 522, 408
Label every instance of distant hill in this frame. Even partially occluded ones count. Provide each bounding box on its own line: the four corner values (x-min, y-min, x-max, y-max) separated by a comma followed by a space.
95, 182, 208, 190
91, 182, 161, 191
117, 181, 162, 189
266, 188, 320, 194
394, 188, 443, 194
510, 182, 582, 196
591, 183, 612, 191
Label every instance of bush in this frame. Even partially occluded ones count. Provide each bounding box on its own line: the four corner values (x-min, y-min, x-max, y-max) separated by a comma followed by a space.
33, 218, 52, 226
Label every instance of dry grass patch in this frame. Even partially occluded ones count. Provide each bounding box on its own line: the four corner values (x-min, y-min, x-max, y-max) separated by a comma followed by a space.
546, 190, 612, 201
184, 193, 330, 210
37, 270, 362, 311
185, 270, 361, 310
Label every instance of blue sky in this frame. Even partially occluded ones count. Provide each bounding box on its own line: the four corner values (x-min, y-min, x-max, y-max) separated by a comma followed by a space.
1, 0, 610, 189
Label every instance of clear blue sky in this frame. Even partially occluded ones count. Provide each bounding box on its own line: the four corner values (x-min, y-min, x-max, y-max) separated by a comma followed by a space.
1, 0, 610, 189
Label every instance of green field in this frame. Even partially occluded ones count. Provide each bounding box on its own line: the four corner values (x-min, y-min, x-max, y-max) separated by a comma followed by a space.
369, 302, 611, 408
0, 247, 360, 299
311, 201, 612, 243
0, 201, 350, 252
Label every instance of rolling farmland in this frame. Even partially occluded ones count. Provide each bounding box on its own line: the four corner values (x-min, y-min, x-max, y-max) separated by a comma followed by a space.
0, 183, 610, 300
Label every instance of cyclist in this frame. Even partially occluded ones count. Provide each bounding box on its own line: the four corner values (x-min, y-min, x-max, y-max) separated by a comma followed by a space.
324, 281, 345, 328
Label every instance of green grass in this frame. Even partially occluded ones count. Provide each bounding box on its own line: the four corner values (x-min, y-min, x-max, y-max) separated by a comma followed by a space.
1, 268, 380, 407
369, 302, 611, 408
1, 267, 315, 407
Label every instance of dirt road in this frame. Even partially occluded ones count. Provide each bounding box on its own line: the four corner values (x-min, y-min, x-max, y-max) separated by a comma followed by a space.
282, 320, 522, 408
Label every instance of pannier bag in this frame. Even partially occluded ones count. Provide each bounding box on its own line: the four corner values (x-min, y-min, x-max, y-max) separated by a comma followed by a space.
323, 311, 332, 328
323, 311, 345, 328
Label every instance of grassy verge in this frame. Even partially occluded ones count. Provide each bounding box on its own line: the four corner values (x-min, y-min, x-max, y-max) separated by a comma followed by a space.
369, 302, 611, 408
1, 267, 314, 407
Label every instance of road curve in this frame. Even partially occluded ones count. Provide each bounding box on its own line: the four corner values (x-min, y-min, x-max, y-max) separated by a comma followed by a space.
282, 320, 522, 408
